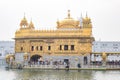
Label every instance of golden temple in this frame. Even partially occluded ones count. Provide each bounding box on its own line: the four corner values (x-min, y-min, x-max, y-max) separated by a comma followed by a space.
14, 10, 94, 63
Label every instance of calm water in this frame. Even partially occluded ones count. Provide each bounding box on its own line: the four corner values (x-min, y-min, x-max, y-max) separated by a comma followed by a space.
0, 67, 120, 80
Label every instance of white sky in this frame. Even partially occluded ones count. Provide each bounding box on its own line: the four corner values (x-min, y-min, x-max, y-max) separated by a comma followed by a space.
0, 0, 120, 41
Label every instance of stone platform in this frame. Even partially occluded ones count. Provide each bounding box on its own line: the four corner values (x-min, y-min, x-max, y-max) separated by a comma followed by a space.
23, 65, 120, 70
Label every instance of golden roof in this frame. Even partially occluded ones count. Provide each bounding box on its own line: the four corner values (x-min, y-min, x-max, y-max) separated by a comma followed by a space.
20, 16, 28, 27
57, 10, 80, 29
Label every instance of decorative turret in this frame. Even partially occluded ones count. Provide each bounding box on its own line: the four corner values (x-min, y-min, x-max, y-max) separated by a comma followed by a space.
57, 10, 80, 29
82, 13, 92, 28
29, 20, 34, 29
20, 15, 28, 29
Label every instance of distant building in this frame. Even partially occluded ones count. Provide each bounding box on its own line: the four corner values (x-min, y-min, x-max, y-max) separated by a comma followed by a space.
0, 41, 15, 66
92, 41, 120, 52
92, 41, 120, 62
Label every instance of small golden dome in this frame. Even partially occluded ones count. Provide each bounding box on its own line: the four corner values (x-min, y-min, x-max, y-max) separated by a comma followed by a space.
102, 52, 106, 61
20, 16, 28, 27
24, 52, 28, 57
57, 10, 80, 29
29, 20, 34, 29
5, 54, 14, 59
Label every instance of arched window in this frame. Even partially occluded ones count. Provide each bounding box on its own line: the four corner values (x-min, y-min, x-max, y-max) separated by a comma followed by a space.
48, 46, 51, 50
64, 45, 68, 50
31, 46, 34, 51
40, 46, 43, 51
21, 47, 23, 51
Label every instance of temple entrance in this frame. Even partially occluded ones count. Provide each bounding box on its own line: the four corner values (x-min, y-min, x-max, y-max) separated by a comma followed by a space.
64, 59, 69, 64
30, 54, 42, 62
64, 59, 69, 69
84, 56, 88, 65
64, 59, 69, 65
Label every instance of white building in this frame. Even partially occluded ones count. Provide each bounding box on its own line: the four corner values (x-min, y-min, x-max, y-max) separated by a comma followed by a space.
92, 41, 120, 53
92, 41, 120, 62
0, 41, 15, 66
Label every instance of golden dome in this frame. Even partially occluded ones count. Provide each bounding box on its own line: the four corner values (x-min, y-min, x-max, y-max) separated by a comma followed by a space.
6, 54, 14, 59
5, 54, 10, 59
20, 16, 28, 27
57, 10, 80, 29
29, 20, 34, 29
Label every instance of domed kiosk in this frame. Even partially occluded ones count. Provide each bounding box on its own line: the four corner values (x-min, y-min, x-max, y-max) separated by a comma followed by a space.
57, 10, 80, 29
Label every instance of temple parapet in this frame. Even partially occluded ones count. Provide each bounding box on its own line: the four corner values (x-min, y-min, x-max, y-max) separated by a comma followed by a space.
15, 28, 92, 38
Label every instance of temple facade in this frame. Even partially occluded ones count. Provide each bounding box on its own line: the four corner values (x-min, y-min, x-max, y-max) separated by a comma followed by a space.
14, 10, 94, 67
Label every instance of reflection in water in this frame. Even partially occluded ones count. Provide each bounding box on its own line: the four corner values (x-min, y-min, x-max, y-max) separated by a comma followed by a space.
0, 67, 120, 80
14, 70, 93, 80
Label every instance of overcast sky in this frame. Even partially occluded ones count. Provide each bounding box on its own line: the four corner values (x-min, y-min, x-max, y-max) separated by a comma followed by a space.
0, 0, 120, 41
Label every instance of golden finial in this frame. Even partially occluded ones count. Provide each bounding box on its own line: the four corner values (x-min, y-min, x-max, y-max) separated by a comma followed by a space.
23, 12, 27, 21
84, 12, 91, 23
86, 12, 88, 18
68, 10, 70, 18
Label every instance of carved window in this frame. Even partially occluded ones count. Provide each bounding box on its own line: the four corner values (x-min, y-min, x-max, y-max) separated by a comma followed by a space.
71, 45, 74, 50
60, 45, 62, 50
48, 46, 51, 50
40, 46, 43, 51
36, 46, 38, 51
0, 53, 2, 56
64, 45, 68, 50
21, 47, 23, 51
31, 46, 34, 51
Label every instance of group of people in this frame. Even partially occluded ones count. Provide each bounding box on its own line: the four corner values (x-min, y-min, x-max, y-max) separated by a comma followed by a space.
27, 60, 70, 68
91, 60, 120, 66
106, 60, 120, 66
